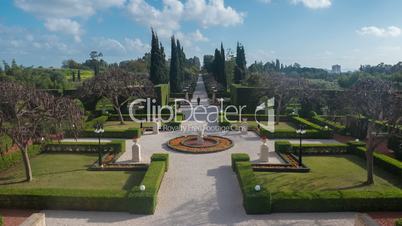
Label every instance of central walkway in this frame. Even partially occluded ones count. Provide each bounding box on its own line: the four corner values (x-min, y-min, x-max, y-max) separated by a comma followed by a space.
46, 76, 355, 226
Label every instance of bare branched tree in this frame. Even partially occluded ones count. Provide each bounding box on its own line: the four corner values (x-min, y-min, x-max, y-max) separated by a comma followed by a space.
349, 78, 402, 184
80, 68, 154, 124
0, 81, 83, 181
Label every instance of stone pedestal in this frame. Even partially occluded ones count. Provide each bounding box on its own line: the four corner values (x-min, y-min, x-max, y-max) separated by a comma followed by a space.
260, 142, 269, 162
132, 142, 141, 162
241, 122, 248, 135
152, 121, 161, 134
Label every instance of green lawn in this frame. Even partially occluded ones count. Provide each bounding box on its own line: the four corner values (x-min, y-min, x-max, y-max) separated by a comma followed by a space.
0, 153, 144, 192
104, 121, 155, 130
256, 155, 402, 192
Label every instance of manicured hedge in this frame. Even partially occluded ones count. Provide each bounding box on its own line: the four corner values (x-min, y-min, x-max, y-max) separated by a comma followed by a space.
271, 190, 402, 212
0, 145, 41, 172
231, 153, 271, 214
311, 115, 347, 135
108, 113, 184, 122
151, 153, 169, 171
260, 128, 331, 139
235, 161, 271, 214
43, 141, 124, 154
353, 147, 402, 177
128, 153, 168, 214
0, 153, 169, 215
67, 128, 142, 139
388, 135, 402, 161
231, 153, 250, 171
274, 141, 292, 153
291, 143, 348, 155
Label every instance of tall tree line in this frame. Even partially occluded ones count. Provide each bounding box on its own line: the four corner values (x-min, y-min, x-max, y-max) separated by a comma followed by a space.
212, 43, 227, 88
150, 29, 168, 85
169, 36, 187, 93
234, 42, 247, 84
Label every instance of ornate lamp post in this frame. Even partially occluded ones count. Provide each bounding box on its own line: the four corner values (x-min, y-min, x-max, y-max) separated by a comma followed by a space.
94, 122, 105, 167
296, 125, 306, 167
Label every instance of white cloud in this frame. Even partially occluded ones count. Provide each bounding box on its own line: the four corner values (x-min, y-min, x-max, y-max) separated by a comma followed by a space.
127, 0, 244, 37
259, 0, 331, 9
357, 26, 401, 38
44, 18, 82, 42
14, 0, 125, 41
175, 30, 209, 48
291, 0, 331, 9
184, 0, 245, 28
124, 38, 150, 52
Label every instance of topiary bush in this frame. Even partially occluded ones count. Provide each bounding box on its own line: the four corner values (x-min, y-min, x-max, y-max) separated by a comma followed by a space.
231, 153, 250, 171
275, 141, 292, 153
151, 153, 169, 171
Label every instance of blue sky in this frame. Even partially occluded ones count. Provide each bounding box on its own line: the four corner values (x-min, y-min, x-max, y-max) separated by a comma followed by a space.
1, 0, 402, 71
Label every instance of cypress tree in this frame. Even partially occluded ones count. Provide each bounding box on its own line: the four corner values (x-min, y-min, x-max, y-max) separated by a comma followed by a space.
77, 69, 81, 81
169, 36, 180, 92
213, 49, 220, 81
150, 29, 168, 84
72, 70, 76, 82
159, 43, 168, 84
220, 43, 227, 88
150, 29, 159, 84
234, 42, 247, 84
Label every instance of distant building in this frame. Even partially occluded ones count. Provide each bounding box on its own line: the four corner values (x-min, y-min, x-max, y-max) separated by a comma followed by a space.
331, 65, 341, 74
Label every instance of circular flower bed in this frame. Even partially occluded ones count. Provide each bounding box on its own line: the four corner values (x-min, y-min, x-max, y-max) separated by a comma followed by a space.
168, 135, 234, 154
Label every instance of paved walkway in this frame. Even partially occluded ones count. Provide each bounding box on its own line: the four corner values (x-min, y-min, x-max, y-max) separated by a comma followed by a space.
45, 75, 355, 226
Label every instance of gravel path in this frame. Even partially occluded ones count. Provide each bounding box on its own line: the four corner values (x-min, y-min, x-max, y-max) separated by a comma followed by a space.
44, 75, 355, 226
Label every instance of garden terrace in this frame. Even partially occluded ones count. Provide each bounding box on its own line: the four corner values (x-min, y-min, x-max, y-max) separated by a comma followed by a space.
0, 152, 168, 214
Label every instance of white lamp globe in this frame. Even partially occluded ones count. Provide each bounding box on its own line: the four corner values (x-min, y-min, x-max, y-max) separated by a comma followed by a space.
140, 185, 146, 191
355, 139, 360, 142
254, 185, 261, 192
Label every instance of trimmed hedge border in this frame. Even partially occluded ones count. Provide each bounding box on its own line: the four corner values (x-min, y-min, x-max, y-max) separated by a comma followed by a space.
311, 115, 347, 135
232, 142, 402, 214
66, 128, 141, 139
231, 154, 271, 214
0, 153, 169, 214
0, 145, 41, 172
128, 153, 168, 214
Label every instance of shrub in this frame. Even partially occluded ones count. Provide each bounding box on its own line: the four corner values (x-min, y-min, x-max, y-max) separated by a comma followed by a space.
0, 145, 41, 171
351, 146, 402, 177
151, 153, 169, 171
311, 115, 347, 134
260, 128, 331, 139
85, 115, 109, 129
0, 214, 2, 226
275, 141, 292, 153
291, 116, 327, 131
231, 153, 250, 171
396, 218, 402, 226
235, 161, 271, 214
128, 156, 167, 214
271, 190, 402, 212
291, 143, 348, 155
66, 128, 141, 139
